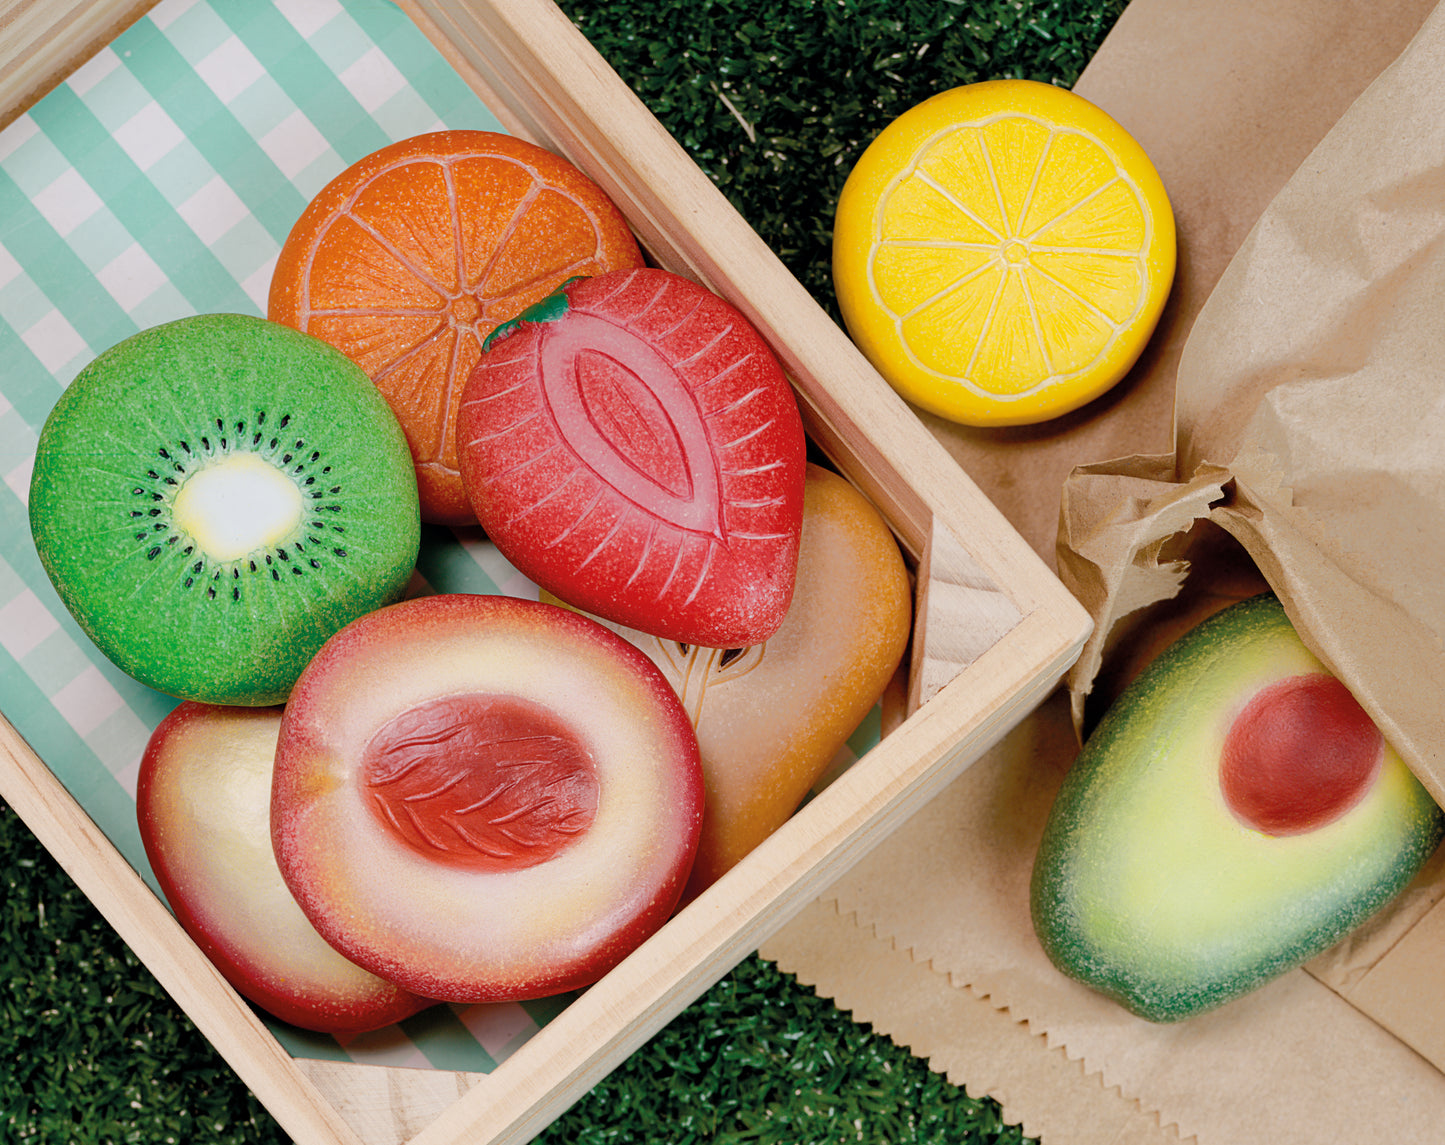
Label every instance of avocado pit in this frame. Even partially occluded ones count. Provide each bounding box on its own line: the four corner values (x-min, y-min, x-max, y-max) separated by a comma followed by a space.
1220, 673, 1382, 836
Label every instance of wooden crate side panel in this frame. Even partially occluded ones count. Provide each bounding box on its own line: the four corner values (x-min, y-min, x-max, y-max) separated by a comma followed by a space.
0, 0, 158, 128
402, 0, 1092, 657
402, 0, 1092, 717
403, 605, 1080, 1145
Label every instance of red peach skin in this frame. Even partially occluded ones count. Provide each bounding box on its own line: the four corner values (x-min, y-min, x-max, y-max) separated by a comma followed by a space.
138, 702, 432, 1034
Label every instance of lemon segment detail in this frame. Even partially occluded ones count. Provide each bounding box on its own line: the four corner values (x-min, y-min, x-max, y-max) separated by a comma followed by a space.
834, 80, 1176, 426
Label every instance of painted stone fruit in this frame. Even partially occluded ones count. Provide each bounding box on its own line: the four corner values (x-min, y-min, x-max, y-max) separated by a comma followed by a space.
28, 313, 420, 706
457, 267, 806, 648
137, 701, 432, 1034
270, 593, 704, 1004
552, 464, 912, 900
833, 79, 1175, 426
1031, 593, 1444, 1022
268, 130, 645, 526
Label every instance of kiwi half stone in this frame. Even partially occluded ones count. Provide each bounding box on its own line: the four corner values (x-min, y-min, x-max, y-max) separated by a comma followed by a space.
30, 313, 421, 706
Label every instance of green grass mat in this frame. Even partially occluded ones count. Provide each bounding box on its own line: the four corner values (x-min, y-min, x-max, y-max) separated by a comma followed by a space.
1, 0, 1126, 1140
565, 0, 1128, 321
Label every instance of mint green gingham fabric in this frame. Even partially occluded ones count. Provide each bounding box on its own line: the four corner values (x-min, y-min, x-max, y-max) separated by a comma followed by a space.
0, 0, 883, 1073
0, 0, 545, 1071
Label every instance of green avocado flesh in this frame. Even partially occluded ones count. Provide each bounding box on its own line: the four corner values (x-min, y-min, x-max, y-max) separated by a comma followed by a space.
29, 313, 420, 706
1031, 593, 1444, 1023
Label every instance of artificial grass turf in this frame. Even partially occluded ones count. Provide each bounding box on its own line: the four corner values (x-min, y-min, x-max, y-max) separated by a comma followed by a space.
1, 0, 1127, 1140
561, 0, 1130, 323
4, 778, 1031, 1144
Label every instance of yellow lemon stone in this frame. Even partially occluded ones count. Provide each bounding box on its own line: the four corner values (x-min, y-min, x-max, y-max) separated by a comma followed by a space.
833, 79, 1176, 426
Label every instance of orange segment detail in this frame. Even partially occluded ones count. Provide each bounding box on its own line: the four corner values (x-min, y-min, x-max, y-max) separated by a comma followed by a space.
269, 130, 645, 525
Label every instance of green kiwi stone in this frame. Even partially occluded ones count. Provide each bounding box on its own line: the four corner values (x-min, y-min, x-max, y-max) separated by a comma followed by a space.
29, 313, 421, 706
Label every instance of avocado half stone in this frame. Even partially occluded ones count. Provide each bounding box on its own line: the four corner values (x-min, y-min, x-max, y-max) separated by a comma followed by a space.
1031, 592, 1443, 1022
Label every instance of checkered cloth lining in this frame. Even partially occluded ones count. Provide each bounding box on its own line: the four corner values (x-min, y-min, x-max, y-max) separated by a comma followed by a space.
0, 0, 882, 1070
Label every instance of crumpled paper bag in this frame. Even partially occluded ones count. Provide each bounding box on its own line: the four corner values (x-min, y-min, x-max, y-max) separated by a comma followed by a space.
1052, 0, 1445, 1093
1059, 5, 1445, 795
765, 0, 1445, 1140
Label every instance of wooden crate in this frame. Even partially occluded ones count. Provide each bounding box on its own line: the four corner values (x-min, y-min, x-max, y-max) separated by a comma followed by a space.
0, 1, 1092, 1142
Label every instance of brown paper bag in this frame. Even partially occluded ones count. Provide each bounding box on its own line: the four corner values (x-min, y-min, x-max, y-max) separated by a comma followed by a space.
1060, 7, 1445, 797
764, 1, 1445, 1140
1052, 0, 1445, 1095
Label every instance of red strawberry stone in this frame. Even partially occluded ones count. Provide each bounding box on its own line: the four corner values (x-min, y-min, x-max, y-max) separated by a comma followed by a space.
457, 267, 806, 647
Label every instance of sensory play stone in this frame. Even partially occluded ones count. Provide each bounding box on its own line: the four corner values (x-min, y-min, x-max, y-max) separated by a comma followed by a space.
1031, 593, 1444, 1022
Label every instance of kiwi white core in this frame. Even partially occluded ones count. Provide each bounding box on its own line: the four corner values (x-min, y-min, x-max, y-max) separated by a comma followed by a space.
172, 453, 304, 562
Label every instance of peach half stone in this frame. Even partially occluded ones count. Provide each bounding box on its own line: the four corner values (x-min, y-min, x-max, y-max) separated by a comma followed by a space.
271, 593, 703, 1003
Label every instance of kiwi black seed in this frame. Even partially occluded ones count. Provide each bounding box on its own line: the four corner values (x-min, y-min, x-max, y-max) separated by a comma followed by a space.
29, 313, 420, 706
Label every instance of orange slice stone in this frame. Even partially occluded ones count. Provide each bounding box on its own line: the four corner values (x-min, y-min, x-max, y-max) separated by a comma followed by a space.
269, 130, 645, 524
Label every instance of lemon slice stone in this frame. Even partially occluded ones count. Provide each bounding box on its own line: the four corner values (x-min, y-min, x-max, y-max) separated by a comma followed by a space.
834, 79, 1176, 426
